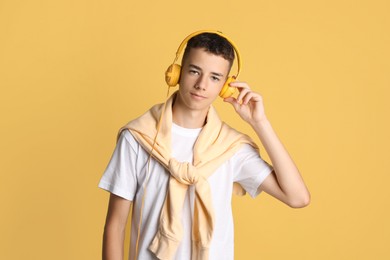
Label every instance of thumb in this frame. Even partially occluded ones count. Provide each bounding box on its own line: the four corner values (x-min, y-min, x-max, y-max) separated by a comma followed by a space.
223, 97, 240, 110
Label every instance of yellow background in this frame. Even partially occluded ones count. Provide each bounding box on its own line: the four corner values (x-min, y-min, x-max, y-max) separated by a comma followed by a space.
1, 0, 389, 259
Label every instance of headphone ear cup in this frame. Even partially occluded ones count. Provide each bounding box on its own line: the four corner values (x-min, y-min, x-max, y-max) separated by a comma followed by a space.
219, 77, 236, 98
165, 64, 181, 87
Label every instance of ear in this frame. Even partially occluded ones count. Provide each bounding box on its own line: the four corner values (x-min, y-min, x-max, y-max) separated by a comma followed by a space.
219, 76, 236, 98
165, 64, 181, 87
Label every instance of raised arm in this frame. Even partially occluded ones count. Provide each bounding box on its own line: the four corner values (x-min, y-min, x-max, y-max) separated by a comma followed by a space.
224, 81, 310, 208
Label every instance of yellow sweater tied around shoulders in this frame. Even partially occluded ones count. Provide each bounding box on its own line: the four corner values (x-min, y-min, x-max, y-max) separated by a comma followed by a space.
118, 91, 258, 260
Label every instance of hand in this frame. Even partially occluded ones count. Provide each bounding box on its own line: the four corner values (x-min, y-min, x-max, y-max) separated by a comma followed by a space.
223, 81, 267, 126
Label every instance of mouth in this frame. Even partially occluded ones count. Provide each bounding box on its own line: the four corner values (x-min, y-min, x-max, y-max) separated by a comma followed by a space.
190, 92, 206, 99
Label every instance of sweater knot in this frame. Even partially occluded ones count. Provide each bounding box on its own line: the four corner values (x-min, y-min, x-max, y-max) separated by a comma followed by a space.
169, 158, 201, 185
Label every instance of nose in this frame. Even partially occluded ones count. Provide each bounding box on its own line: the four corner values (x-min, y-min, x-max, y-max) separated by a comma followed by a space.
195, 75, 207, 91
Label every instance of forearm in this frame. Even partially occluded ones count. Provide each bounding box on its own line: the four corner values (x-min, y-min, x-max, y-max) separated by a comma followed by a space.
102, 224, 126, 260
251, 117, 310, 206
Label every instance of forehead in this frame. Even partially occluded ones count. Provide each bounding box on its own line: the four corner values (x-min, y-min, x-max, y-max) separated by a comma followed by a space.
182, 48, 231, 74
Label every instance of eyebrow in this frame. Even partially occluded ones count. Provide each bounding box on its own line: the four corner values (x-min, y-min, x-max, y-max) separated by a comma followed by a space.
189, 64, 224, 78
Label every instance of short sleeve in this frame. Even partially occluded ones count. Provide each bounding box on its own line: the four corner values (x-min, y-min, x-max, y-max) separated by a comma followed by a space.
232, 144, 273, 198
98, 130, 138, 201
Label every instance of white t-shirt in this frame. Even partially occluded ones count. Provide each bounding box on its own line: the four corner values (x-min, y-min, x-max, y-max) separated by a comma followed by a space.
99, 124, 273, 260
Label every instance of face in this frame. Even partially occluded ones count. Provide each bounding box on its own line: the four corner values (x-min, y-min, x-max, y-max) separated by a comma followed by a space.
175, 48, 231, 114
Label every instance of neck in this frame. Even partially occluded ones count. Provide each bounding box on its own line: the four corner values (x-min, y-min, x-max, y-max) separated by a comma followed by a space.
172, 103, 208, 129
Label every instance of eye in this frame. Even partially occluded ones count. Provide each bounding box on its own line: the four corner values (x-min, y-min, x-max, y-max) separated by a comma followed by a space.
211, 76, 221, 82
189, 69, 200, 75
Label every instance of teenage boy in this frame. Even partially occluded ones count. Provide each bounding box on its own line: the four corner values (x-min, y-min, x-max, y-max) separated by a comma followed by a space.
99, 31, 310, 260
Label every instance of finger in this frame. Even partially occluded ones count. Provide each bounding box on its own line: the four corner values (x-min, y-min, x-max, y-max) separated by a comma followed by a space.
229, 81, 250, 93
242, 92, 257, 105
244, 91, 264, 104
223, 97, 240, 111
230, 81, 251, 101
236, 88, 251, 104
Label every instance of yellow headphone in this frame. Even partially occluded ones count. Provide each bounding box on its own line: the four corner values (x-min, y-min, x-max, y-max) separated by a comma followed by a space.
165, 30, 242, 98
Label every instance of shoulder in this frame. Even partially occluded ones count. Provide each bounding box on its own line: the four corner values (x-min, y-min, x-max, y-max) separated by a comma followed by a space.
232, 143, 260, 159
220, 121, 250, 139
221, 121, 259, 150
117, 129, 140, 153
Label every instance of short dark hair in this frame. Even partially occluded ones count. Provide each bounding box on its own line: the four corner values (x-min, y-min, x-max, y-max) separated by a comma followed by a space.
182, 33, 235, 67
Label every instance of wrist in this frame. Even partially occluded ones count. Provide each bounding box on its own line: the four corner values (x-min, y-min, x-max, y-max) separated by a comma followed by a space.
250, 116, 270, 131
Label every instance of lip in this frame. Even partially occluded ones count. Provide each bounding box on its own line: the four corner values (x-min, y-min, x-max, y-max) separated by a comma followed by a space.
190, 92, 206, 99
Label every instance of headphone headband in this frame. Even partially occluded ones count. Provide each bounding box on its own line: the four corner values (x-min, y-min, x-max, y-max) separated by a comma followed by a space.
172, 30, 241, 79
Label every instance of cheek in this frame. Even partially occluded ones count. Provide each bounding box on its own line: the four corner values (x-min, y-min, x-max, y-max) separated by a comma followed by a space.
178, 73, 192, 87
214, 81, 225, 93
